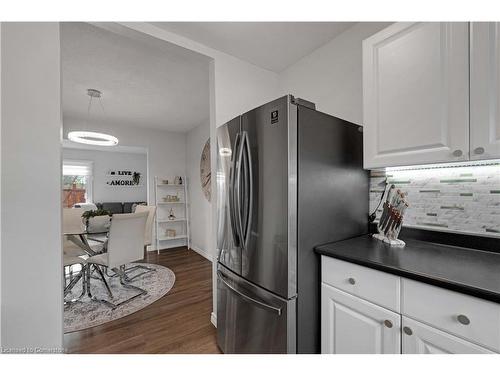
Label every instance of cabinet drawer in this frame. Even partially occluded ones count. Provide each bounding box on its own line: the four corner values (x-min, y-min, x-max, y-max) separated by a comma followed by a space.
321, 256, 400, 312
402, 278, 500, 352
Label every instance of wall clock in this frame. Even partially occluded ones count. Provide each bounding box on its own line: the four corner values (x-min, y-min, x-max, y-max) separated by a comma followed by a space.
200, 138, 211, 202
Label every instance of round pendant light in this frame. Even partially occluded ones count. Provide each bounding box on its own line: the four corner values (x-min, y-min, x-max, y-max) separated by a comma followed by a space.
68, 131, 119, 146
68, 89, 119, 146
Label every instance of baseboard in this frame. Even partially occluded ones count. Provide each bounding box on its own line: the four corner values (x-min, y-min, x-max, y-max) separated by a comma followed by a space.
190, 244, 213, 262
210, 311, 217, 328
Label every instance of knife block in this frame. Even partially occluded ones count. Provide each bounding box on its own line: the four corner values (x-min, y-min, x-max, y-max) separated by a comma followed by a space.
372, 233, 406, 247
373, 200, 406, 247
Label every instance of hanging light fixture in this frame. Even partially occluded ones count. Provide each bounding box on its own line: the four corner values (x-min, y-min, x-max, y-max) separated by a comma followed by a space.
68, 89, 119, 146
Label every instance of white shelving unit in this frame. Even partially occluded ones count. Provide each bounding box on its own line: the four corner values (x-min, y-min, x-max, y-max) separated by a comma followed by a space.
154, 176, 190, 253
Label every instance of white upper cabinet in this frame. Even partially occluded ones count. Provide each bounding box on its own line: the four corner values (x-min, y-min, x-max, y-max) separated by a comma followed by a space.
363, 23, 470, 168
470, 22, 500, 160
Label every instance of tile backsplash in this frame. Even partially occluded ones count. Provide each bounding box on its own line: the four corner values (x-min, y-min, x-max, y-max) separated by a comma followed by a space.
369, 162, 500, 237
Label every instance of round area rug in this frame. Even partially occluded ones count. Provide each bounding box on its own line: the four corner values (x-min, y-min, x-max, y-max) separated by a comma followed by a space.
64, 263, 175, 333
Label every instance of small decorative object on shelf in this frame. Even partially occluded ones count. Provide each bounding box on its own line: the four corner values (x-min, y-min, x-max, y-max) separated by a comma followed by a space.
162, 179, 169, 185
168, 208, 176, 220
372, 185, 409, 247
179, 176, 183, 185
174, 176, 180, 185
165, 229, 176, 238
163, 193, 180, 202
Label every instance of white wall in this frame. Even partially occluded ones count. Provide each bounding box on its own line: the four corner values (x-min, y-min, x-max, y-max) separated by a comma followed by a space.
186, 122, 212, 260
1, 23, 63, 351
63, 118, 186, 207
280, 22, 391, 125
62, 147, 148, 203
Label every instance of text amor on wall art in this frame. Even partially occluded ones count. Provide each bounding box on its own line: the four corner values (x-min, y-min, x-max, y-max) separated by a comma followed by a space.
106, 170, 143, 187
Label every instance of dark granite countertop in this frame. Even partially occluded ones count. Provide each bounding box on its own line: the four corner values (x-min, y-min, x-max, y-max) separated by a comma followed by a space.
315, 234, 500, 304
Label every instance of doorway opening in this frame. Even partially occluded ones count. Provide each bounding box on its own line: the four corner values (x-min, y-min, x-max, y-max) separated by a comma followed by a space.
60, 22, 215, 353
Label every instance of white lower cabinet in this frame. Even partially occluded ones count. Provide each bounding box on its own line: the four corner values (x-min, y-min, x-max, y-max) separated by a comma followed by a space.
402, 317, 495, 354
321, 256, 499, 354
321, 283, 401, 354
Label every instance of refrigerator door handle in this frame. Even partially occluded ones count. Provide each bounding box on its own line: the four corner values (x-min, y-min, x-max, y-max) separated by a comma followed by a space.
234, 132, 245, 248
242, 131, 253, 248
217, 270, 282, 316
229, 132, 242, 247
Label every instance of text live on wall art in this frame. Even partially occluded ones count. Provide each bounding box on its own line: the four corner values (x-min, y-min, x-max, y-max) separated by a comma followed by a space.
106, 170, 143, 187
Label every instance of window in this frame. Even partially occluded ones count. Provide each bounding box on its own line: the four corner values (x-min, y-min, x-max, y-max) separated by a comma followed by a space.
62, 160, 93, 208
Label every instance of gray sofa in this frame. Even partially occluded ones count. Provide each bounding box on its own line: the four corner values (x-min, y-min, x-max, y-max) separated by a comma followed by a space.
95, 201, 147, 214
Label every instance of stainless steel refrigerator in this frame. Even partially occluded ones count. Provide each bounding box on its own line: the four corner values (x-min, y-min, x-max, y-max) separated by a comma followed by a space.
216, 95, 368, 354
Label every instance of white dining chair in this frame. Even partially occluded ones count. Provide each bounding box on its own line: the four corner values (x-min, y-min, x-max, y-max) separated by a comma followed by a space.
134, 205, 157, 249
115, 205, 158, 281
62, 208, 88, 304
63, 250, 86, 304
63, 207, 103, 255
62, 207, 87, 269
85, 212, 148, 309
63, 207, 85, 236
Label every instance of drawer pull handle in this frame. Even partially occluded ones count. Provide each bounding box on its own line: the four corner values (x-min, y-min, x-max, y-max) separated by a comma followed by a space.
474, 147, 485, 155
348, 277, 356, 285
457, 314, 470, 325
403, 326, 413, 336
452, 149, 463, 157
384, 320, 393, 328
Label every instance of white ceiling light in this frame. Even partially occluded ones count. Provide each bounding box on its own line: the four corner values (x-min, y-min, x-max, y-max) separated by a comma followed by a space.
68, 131, 118, 146
67, 89, 119, 146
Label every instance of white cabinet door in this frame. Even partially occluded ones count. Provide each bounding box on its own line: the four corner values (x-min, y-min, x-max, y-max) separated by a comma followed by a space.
402, 317, 495, 354
363, 22, 469, 168
321, 283, 401, 354
470, 22, 500, 160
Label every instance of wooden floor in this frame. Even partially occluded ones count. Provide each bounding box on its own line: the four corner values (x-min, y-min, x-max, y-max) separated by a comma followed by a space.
64, 247, 221, 354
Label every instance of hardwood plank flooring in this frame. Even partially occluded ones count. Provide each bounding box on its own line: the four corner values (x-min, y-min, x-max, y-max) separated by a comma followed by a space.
64, 247, 221, 354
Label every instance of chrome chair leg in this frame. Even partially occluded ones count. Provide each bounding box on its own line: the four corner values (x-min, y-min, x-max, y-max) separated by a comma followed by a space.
64, 263, 86, 306
122, 264, 156, 282
64, 266, 67, 289
113, 265, 148, 305
86, 265, 147, 310
86, 264, 117, 309
94, 265, 113, 299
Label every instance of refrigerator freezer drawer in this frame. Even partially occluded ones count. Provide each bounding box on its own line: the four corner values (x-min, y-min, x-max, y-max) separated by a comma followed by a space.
217, 264, 296, 354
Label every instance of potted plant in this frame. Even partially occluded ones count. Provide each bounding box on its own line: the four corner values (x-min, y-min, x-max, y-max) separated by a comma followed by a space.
133, 172, 141, 185
82, 209, 112, 233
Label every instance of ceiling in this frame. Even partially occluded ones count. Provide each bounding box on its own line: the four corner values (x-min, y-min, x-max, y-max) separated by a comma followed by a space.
61, 22, 210, 132
153, 22, 356, 72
